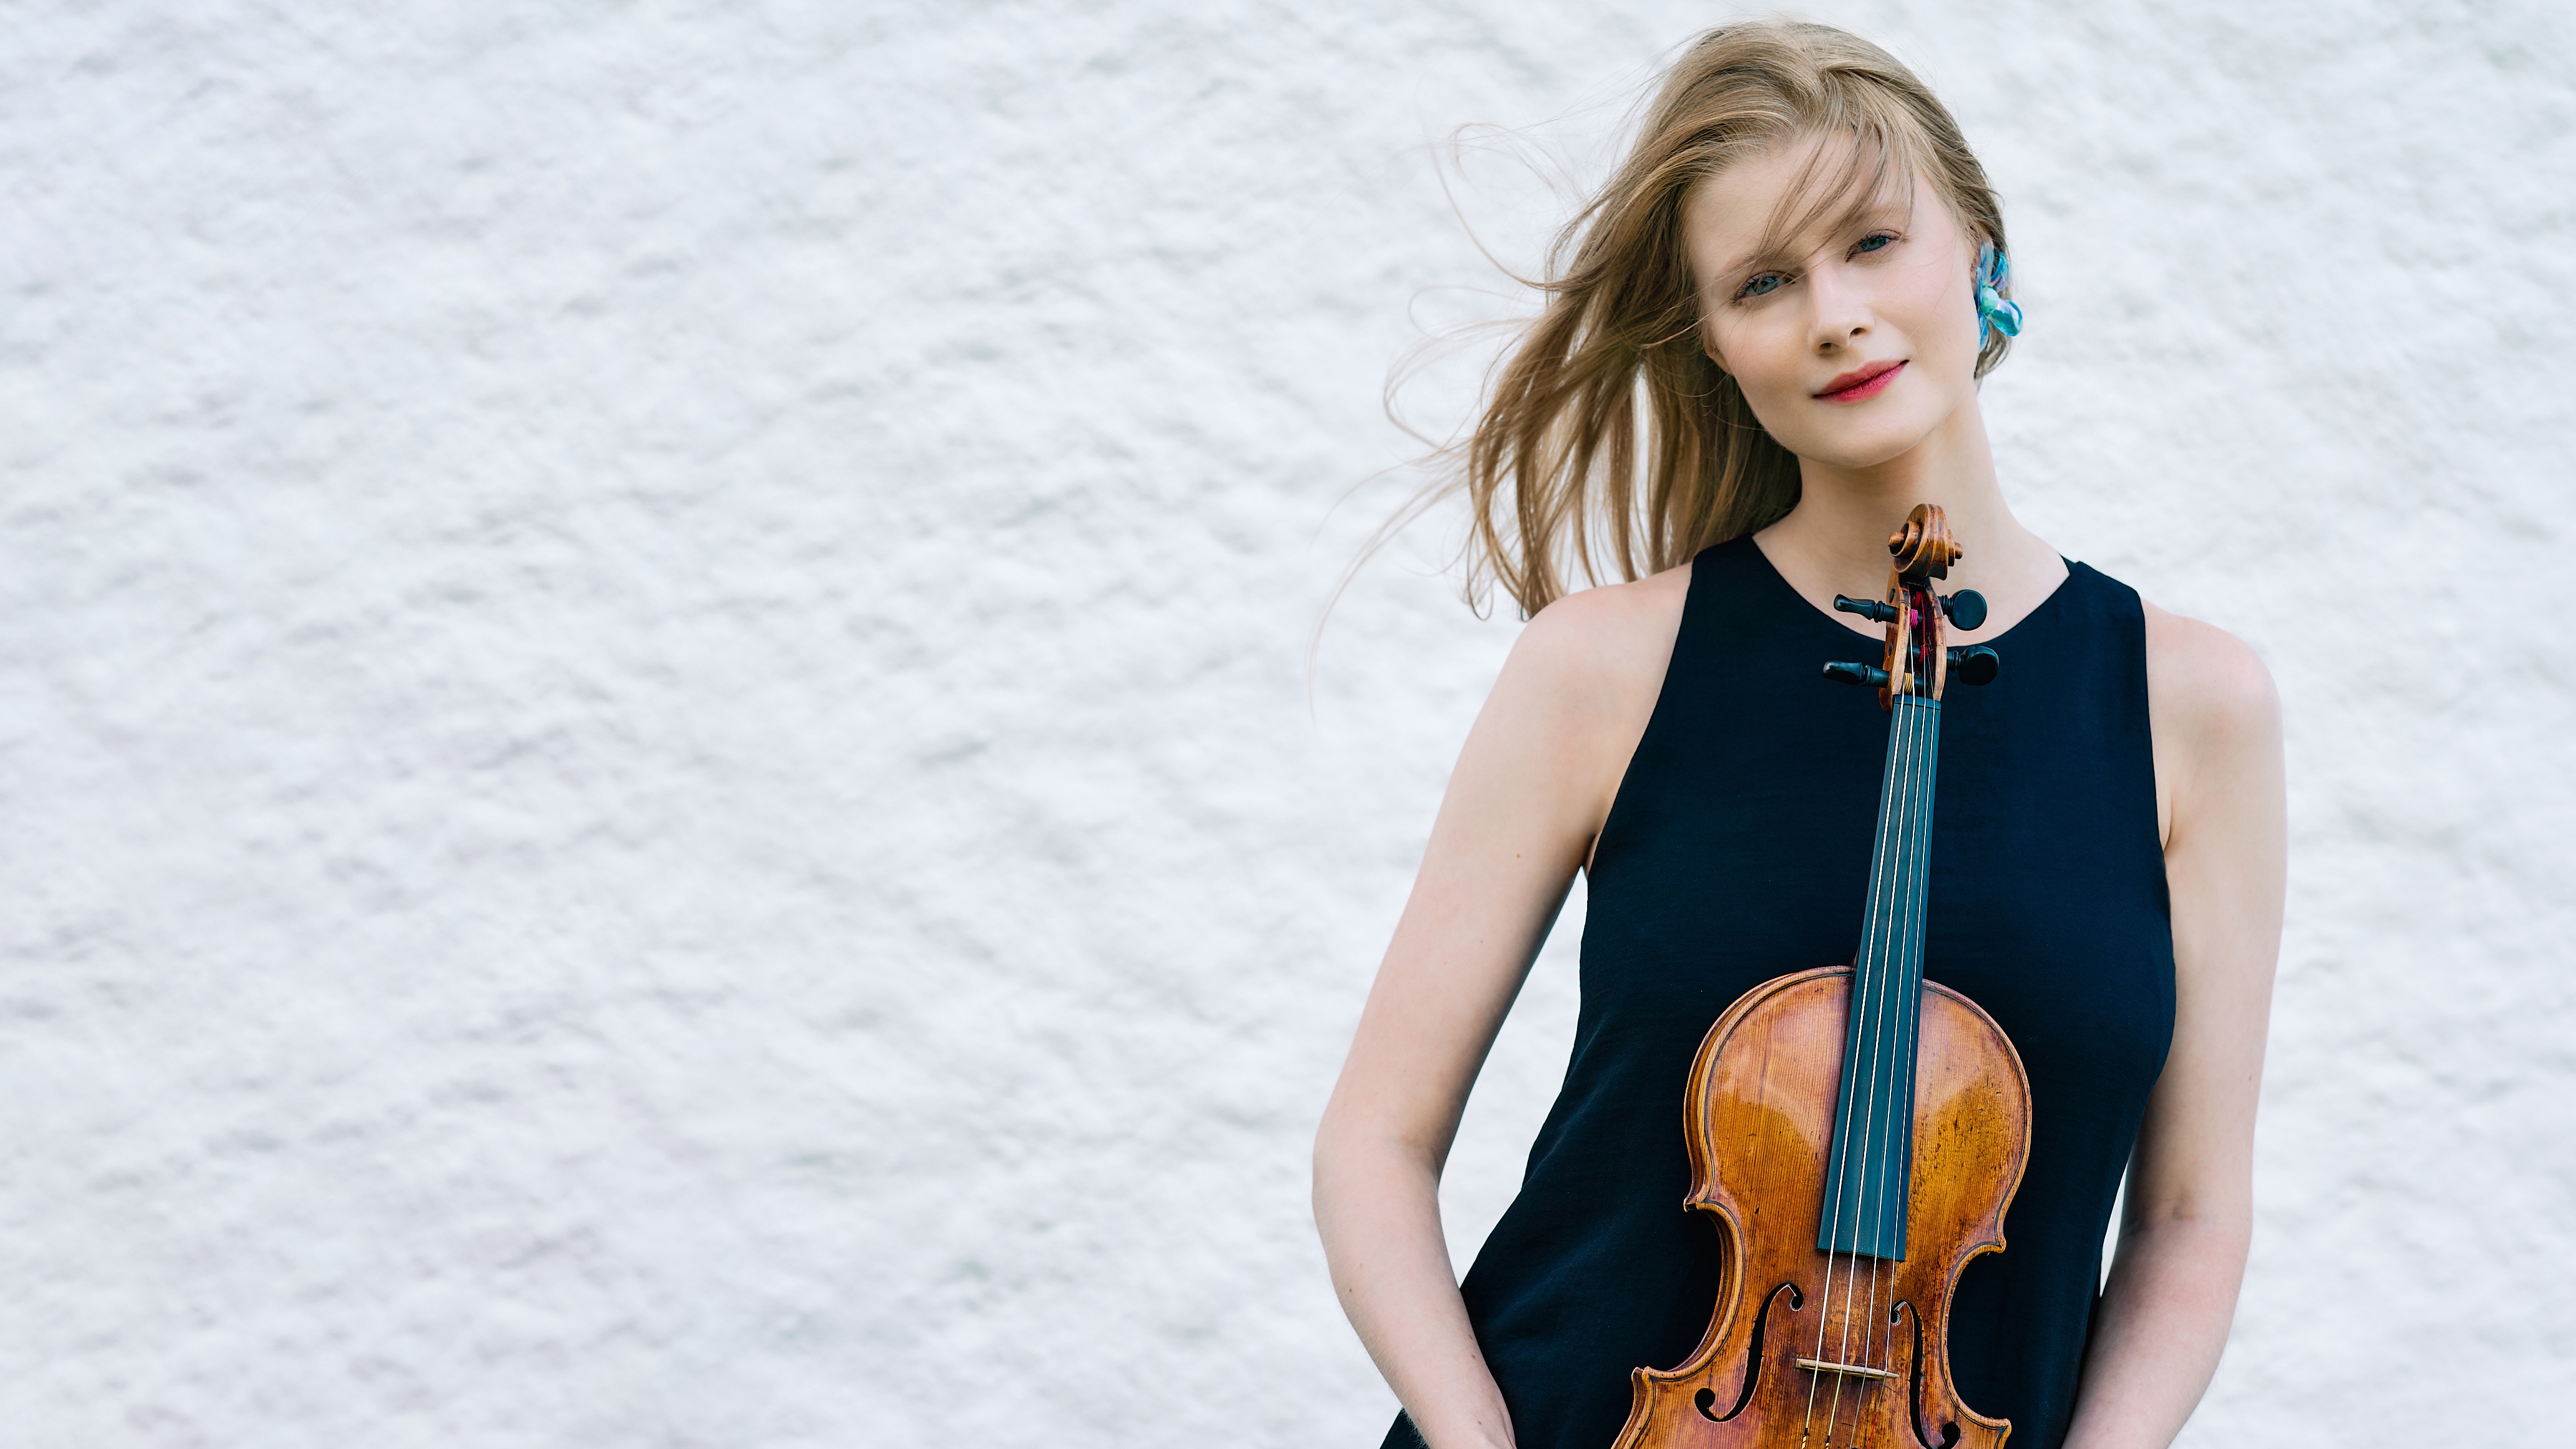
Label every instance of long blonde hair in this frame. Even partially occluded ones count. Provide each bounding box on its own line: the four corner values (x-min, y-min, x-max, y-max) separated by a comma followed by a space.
1432, 21, 2013, 617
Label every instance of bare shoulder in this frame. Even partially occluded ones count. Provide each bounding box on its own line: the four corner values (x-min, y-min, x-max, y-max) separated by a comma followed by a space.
2140, 598, 2280, 749
1502, 562, 1693, 717
1462, 564, 1692, 848
2135, 601, 2285, 1037
2140, 598, 2283, 858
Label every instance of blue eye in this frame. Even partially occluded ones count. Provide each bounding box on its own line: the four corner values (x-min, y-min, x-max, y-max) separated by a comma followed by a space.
1854, 232, 1897, 254
1741, 273, 1786, 298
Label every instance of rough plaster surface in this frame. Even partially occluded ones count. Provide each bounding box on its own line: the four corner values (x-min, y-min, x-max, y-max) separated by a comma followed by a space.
2, 3, 2570, 1445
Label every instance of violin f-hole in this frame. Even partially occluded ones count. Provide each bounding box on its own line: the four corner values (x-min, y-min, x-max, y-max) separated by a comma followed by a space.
1893, 1300, 1961, 1449
1694, 1280, 1802, 1422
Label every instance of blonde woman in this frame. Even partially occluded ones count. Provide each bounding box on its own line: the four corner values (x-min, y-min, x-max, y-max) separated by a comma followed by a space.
1313, 22, 2284, 1449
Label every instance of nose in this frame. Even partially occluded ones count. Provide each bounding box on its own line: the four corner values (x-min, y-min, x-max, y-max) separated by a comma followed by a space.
1806, 264, 1870, 352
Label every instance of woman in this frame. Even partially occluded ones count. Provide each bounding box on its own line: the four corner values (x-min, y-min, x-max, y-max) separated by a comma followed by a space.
1311, 22, 2283, 1449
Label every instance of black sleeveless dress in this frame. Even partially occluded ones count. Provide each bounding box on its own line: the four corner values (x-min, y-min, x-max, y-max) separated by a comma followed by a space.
1383, 537, 2174, 1449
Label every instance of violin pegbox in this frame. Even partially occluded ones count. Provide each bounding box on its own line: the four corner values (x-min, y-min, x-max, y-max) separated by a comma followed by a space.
1823, 503, 2001, 706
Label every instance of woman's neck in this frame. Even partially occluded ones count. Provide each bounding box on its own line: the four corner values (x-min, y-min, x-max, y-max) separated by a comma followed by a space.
1752, 394, 2066, 644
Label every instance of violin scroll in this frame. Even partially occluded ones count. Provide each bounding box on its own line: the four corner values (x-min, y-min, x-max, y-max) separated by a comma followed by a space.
1888, 509, 1963, 586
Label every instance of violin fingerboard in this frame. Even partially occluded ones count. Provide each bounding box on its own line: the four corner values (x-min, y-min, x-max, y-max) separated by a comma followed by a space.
1817, 693, 1939, 1261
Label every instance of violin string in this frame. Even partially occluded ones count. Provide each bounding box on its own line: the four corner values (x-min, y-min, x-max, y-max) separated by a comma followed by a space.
1844, 691, 1897, 1425
1818, 590, 1948, 1447
1891, 676, 1940, 1367
1865, 684, 1927, 1420
1868, 672, 1933, 1383
1859, 691, 1915, 1387
1809, 644, 1907, 1445
1855, 606, 1934, 1415
1892, 619, 1942, 1369
1826, 644, 1920, 1445
1834, 686, 1902, 1446
1865, 625, 1927, 1410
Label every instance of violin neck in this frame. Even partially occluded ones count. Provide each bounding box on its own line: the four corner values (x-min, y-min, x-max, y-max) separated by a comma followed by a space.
1817, 693, 1942, 1261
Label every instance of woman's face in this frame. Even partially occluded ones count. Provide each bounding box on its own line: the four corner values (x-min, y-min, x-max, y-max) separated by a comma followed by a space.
1685, 137, 1985, 470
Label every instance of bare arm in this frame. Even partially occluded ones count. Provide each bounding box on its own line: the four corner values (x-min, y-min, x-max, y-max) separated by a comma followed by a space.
2061, 606, 2285, 1449
1313, 571, 1686, 1449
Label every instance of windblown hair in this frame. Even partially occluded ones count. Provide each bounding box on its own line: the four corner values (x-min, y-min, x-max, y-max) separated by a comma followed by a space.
1437, 21, 2013, 616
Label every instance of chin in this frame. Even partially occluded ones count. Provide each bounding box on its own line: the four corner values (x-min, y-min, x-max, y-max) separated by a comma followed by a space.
1782, 414, 1942, 469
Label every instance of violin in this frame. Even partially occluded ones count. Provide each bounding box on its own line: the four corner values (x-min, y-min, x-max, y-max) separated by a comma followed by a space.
1613, 505, 2028, 1449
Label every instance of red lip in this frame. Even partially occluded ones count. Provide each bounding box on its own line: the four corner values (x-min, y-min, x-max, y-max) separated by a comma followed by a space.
1815, 359, 1905, 402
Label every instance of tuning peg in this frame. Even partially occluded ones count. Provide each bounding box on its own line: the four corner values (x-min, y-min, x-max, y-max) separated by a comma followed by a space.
1946, 645, 2000, 686
1833, 595, 1899, 624
1940, 590, 1988, 629
1823, 662, 1890, 688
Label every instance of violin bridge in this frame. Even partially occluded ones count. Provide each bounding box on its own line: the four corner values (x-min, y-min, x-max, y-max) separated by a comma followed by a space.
1793, 1356, 1898, 1382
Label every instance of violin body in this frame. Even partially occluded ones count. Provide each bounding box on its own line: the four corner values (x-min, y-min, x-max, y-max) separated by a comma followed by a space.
1612, 967, 2029, 1449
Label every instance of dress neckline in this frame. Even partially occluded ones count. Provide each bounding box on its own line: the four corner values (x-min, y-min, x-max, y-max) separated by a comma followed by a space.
1739, 533, 2079, 649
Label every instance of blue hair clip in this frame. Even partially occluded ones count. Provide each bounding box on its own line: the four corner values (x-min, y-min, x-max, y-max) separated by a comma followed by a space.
1975, 242, 2023, 342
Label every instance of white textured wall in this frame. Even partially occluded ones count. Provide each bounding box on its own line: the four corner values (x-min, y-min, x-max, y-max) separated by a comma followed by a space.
3, 3, 2570, 1445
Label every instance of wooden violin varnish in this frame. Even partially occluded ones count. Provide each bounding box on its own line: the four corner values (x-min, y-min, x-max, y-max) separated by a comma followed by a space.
1613, 504, 2028, 1449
